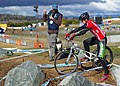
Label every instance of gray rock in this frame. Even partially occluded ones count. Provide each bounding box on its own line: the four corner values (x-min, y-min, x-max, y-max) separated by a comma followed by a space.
58, 72, 101, 86
0, 48, 7, 54
0, 48, 13, 58
110, 64, 120, 86
4, 60, 45, 86
0, 48, 7, 56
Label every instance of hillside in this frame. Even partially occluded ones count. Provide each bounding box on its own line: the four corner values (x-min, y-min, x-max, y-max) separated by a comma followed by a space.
0, 14, 43, 24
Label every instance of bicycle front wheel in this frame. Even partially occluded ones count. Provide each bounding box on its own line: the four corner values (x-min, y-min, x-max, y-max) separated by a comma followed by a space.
54, 50, 78, 75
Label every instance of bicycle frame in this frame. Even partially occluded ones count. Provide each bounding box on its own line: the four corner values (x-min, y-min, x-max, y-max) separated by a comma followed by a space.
77, 48, 97, 61
65, 38, 97, 64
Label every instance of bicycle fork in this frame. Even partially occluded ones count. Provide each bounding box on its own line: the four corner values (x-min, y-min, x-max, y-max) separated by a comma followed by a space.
65, 48, 73, 64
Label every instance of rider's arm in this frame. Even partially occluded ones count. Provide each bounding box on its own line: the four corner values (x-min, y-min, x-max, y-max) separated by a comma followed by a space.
69, 27, 82, 34
75, 28, 89, 36
69, 24, 87, 34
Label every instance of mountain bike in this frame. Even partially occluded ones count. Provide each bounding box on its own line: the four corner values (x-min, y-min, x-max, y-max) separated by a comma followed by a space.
54, 37, 113, 75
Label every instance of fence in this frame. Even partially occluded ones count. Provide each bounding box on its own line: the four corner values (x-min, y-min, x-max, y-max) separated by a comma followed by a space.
0, 28, 120, 48
107, 35, 120, 43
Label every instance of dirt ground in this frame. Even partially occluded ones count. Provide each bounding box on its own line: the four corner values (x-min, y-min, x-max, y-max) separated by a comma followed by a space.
0, 42, 119, 86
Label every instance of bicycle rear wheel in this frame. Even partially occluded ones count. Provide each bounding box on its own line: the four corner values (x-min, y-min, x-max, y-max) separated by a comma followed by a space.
54, 50, 78, 75
93, 46, 113, 67
104, 46, 113, 63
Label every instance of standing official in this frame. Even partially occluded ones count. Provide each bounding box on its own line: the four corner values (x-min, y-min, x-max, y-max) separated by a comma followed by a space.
43, 4, 63, 61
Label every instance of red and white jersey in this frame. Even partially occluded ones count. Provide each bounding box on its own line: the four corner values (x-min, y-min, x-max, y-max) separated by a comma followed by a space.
86, 20, 105, 41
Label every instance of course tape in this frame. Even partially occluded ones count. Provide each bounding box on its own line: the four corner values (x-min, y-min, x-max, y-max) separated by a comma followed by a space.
41, 64, 113, 86
38, 61, 90, 69
38, 63, 77, 69
15, 49, 47, 53
0, 76, 6, 82
9, 49, 48, 54
0, 49, 49, 62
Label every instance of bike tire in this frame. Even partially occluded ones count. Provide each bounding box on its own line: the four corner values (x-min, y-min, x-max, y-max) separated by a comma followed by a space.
93, 46, 113, 68
104, 46, 113, 63
54, 50, 79, 75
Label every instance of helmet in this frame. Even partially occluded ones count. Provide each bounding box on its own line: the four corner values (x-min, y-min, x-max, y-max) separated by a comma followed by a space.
52, 4, 58, 9
79, 12, 89, 21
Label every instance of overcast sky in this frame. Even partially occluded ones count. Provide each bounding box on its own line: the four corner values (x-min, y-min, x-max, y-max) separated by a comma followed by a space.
0, 0, 120, 17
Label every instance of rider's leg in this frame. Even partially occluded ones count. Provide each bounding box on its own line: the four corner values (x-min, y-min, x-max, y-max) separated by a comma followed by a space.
99, 58, 109, 82
83, 36, 98, 56
97, 37, 109, 82
80, 36, 98, 62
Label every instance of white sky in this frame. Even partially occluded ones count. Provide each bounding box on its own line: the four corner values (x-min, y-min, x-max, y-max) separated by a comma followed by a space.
0, 0, 120, 16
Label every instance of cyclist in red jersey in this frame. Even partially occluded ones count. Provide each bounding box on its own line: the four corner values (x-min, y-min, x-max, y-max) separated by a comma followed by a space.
65, 12, 109, 82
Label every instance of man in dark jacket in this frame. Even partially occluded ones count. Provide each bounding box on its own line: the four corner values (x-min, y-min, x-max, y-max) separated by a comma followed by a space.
43, 4, 63, 61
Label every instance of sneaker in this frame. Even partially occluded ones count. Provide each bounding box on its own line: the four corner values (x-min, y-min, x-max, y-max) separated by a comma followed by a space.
99, 74, 109, 82
80, 57, 89, 62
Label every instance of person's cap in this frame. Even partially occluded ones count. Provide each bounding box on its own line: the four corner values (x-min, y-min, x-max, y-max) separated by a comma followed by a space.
52, 4, 58, 9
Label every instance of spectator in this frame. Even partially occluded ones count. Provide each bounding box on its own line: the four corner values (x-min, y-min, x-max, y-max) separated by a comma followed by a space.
43, 4, 63, 61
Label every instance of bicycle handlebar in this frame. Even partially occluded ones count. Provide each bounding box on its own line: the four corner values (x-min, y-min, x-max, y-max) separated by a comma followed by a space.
65, 37, 78, 48
65, 37, 74, 43
65, 37, 71, 41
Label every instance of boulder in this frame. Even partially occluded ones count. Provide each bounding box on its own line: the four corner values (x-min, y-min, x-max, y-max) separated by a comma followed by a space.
4, 60, 45, 86
110, 64, 120, 86
0, 48, 7, 58
58, 72, 101, 86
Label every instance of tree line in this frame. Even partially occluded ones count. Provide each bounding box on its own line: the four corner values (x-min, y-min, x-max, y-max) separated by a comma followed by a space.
2, 14, 119, 27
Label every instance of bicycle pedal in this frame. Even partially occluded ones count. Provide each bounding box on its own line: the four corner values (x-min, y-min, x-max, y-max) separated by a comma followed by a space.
93, 58, 99, 62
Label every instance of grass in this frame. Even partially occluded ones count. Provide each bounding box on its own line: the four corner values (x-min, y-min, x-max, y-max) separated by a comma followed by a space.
109, 46, 120, 58
106, 31, 120, 36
